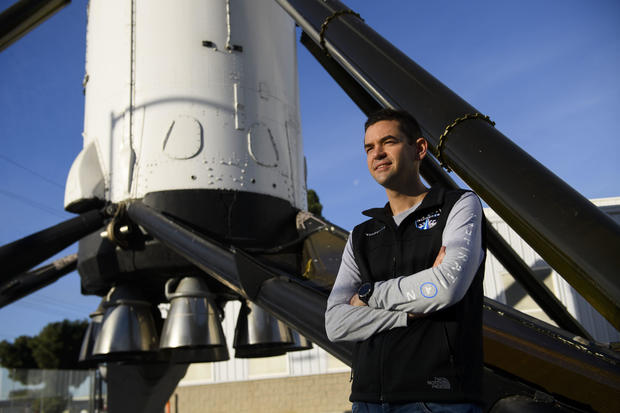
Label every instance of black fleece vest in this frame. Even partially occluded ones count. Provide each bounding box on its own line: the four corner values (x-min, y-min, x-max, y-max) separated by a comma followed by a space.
350, 186, 485, 404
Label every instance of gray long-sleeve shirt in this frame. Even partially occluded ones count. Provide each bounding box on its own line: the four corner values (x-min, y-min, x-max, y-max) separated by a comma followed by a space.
325, 192, 484, 342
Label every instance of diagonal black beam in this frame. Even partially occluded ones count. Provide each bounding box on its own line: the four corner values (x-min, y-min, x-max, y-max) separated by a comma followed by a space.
0, 253, 77, 308
300, 31, 592, 340
0, 0, 70, 52
300, 32, 381, 115
278, 0, 620, 331
0, 209, 104, 280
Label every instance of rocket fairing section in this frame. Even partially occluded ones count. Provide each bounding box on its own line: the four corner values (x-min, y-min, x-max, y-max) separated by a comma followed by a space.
66, 0, 307, 243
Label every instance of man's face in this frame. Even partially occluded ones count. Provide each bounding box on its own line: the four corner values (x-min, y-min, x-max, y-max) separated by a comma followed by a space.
364, 119, 425, 189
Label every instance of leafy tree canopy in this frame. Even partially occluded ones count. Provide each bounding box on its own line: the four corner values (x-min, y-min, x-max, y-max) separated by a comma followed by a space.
0, 335, 38, 370
0, 319, 88, 376
307, 189, 323, 218
30, 319, 88, 369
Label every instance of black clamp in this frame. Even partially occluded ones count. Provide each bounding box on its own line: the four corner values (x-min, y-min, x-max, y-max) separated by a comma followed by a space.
105, 203, 141, 249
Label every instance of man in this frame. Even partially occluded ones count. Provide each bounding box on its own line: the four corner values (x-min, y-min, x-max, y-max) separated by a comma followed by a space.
325, 109, 486, 413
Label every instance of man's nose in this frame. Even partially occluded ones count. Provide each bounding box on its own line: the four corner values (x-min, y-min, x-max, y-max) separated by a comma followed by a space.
374, 145, 386, 159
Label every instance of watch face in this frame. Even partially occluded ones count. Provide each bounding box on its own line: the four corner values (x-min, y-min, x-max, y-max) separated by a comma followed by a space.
358, 283, 371, 297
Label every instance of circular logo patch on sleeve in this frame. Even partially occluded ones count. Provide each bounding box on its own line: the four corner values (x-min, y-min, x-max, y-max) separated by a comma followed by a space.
420, 282, 438, 298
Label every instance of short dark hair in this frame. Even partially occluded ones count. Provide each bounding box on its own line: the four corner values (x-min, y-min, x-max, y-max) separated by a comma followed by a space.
364, 109, 422, 144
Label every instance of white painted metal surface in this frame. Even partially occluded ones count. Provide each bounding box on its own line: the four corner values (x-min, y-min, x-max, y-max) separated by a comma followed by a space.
66, 0, 306, 210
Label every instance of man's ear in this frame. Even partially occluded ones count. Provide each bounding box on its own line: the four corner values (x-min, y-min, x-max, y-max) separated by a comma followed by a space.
416, 137, 428, 160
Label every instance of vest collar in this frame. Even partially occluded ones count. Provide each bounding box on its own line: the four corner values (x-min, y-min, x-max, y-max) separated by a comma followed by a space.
362, 186, 446, 224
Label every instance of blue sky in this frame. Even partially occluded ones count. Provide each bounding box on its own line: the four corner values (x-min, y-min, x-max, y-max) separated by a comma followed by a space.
0, 0, 618, 342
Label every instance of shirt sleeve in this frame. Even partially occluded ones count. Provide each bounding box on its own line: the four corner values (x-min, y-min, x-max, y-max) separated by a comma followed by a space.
325, 236, 408, 342
367, 192, 485, 314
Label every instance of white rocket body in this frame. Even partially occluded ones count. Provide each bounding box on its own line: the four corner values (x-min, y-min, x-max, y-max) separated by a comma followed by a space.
65, 0, 306, 215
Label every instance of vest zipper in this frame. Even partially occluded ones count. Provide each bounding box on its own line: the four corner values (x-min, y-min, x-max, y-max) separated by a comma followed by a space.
393, 225, 402, 277
384, 232, 399, 400
443, 323, 460, 388
379, 335, 385, 402
391, 256, 396, 277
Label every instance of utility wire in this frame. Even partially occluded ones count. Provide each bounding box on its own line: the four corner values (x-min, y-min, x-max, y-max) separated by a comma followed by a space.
0, 154, 64, 189
9, 300, 80, 318
35, 293, 89, 314
23, 295, 86, 316
12, 298, 86, 319
0, 189, 66, 219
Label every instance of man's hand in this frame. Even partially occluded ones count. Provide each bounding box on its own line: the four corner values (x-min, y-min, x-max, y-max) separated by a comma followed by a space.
349, 294, 367, 306
433, 246, 446, 267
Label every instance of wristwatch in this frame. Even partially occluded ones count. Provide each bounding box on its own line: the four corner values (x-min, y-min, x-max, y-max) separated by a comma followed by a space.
357, 282, 374, 304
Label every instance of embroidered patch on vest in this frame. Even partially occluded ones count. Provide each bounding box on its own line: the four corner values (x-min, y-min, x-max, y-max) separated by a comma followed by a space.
364, 226, 385, 237
415, 208, 441, 230
427, 377, 451, 390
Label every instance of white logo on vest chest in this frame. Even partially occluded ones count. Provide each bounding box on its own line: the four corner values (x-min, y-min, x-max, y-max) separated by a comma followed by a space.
415, 208, 441, 230
365, 226, 385, 237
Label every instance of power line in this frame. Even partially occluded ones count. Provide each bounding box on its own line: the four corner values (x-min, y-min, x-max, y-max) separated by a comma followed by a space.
0, 154, 64, 189
9, 301, 75, 318
12, 298, 86, 319
21, 295, 83, 313
18, 290, 88, 314
0, 189, 66, 219
33, 294, 90, 315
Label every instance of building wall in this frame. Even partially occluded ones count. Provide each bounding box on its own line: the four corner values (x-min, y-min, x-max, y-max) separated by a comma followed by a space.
172, 372, 351, 413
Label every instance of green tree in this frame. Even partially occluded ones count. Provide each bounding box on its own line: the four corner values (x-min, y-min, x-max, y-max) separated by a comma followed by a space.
0, 319, 88, 374
30, 319, 88, 370
0, 335, 38, 369
32, 395, 69, 413
0, 335, 38, 383
307, 189, 324, 218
